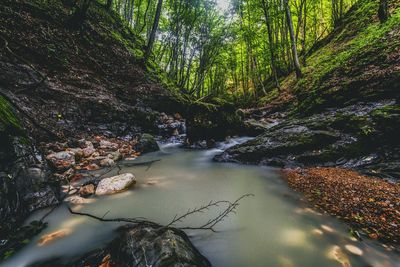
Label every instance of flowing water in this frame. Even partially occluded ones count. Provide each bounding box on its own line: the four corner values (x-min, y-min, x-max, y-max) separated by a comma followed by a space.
2, 138, 399, 267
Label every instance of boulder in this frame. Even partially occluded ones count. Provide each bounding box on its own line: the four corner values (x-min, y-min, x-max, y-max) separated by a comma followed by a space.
134, 133, 159, 153
23, 186, 59, 212
214, 101, 400, 180
46, 151, 75, 171
95, 173, 135, 195
32, 224, 211, 267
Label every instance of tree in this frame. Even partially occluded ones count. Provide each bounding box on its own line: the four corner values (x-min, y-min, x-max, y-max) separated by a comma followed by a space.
378, 0, 389, 22
144, 0, 163, 61
66, 0, 92, 28
261, 0, 280, 89
105, 0, 113, 10
284, 0, 302, 78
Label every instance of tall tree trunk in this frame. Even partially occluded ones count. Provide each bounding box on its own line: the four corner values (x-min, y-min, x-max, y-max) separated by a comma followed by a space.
302, 0, 307, 65
105, 0, 113, 10
378, 0, 389, 22
144, 0, 163, 61
284, 0, 302, 78
261, 0, 280, 89
67, 0, 92, 28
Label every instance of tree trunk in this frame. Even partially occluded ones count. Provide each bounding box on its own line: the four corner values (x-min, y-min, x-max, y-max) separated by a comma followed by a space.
378, 0, 389, 22
144, 0, 163, 61
261, 0, 280, 89
284, 0, 302, 79
105, 0, 113, 10
67, 0, 92, 29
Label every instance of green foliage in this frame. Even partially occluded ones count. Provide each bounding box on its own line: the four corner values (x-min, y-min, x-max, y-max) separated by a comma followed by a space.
0, 96, 22, 133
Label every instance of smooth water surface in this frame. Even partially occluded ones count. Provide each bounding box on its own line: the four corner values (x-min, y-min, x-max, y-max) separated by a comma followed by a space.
2, 138, 399, 267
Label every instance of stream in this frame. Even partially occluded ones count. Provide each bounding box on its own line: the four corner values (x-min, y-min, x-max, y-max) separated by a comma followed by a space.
2, 137, 399, 267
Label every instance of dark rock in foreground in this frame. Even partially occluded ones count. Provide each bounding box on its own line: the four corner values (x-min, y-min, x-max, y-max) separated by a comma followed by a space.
215, 100, 400, 180
32, 224, 211, 267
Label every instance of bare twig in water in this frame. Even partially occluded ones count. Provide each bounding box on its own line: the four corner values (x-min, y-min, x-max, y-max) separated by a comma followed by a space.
67, 206, 152, 225
67, 194, 254, 232
167, 193, 254, 232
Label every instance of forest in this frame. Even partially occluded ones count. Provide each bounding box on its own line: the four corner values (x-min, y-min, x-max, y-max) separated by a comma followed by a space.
0, 0, 399, 266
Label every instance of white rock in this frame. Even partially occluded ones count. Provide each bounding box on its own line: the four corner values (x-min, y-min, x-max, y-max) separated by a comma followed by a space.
95, 173, 136, 195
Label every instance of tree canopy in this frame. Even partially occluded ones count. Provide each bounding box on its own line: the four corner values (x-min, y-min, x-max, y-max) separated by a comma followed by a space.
105, 0, 362, 101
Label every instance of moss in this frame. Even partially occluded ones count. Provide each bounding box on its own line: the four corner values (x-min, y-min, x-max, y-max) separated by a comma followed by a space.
287, 0, 400, 114
0, 96, 22, 133
259, 88, 279, 104
371, 105, 400, 119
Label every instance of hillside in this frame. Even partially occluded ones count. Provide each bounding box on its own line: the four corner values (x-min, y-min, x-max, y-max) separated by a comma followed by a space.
0, 0, 185, 140
219, 0, 400, 179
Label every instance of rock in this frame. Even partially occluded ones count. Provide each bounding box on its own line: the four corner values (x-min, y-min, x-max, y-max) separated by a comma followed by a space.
46, 151, 75, 171
215, 101, 400, 180
82, 146, 95, 157
79, 184, 95, 197
99, 157, 115, 167
99, 140, 118, 150
206, 139, 216, 148
134, 133, 159, 153
171, 128, 179, 136
65, 195, 95, 204
109, 151, 122, 161
174, 112, 182, 120
95, 173, 136, 195
34, 224, 211, 267
26, 167, 46, 184
23, 186, 59, 212
69, 148, 84, 161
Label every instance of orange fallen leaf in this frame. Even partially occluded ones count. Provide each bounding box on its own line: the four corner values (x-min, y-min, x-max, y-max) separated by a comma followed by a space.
38, 229, 72, 246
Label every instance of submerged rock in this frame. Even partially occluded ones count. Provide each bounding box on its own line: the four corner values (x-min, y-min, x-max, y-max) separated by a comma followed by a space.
95, 173, 136, 195
134, 133, 159, 153
32, 224, 211, 267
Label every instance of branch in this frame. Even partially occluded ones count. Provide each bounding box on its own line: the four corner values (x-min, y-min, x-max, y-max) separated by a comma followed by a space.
169, 194, 254, 232
66, 194, 253, 232
67, 206, 152, 225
